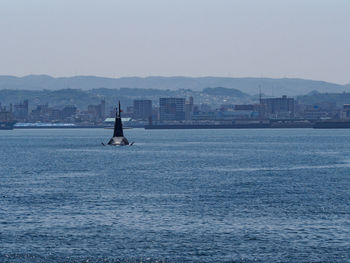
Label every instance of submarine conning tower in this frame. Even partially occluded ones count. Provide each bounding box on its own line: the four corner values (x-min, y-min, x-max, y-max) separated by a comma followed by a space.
108, 101, 129, 145
113, 101, 124, 137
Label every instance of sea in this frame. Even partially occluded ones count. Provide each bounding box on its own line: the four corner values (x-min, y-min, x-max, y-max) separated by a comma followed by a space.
0, 128, 349, 262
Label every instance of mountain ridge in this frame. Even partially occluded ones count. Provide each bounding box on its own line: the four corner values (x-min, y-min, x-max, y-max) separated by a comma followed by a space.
0, 87, 251, 110
0, 75, 349, 96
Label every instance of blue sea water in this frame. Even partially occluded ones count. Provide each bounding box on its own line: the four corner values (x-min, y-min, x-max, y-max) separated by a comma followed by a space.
0, 128, 350, 262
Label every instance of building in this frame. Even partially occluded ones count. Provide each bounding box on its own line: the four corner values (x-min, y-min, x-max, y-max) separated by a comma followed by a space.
297, 103, 339, 120
159, 98, 185, 121
185, 97, 194, 121
61, 105, 77, 121
260, 95, 295, 119
13, 100, 29, 121
62, 105, 77, 118
87, 100, 106, 122
0, 106, 14, 121
342, 104, 350, 120
30, 103, 49, 122
133, 100, 152, 120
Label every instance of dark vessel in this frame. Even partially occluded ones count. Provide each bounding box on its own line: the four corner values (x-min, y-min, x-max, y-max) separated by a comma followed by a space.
314, 120, 350, 129
0, 121, 16, 130
0, 108, 16, 130
107, 102, 129, 146
144, 120, 313, 129
145, 122, 271, 129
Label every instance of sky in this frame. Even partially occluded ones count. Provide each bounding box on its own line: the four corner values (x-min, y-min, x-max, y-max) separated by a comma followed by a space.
0, 0, 349, 84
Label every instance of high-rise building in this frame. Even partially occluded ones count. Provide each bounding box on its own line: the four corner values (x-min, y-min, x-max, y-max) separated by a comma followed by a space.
260, 95, 295, 118
62, 105, 77, 119
185, 97, 194, 121
13, 100, 29, 121
133, 100, 152, 120
30, 103, 49, 122
159, 98, 185, 121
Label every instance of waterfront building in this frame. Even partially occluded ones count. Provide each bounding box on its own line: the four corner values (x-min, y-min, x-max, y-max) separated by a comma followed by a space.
159, 98, 185, 121
297, 103, 339, 120
30, 104, 50, 122
62, 105, 77, 119
342, 104, 350, 120
260, 95, 295, 119
13, 100, 29, 121
185, 97, 194, 121
133, 99, 152, 120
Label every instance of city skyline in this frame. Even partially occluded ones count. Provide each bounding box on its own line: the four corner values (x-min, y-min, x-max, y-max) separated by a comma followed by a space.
0, 0, 349, 84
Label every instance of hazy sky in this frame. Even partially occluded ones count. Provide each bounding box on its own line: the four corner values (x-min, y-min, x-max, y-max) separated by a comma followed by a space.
1, 0, 349, 83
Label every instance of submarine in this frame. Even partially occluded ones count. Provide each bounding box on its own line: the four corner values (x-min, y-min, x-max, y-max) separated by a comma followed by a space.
105, 101, 130, 146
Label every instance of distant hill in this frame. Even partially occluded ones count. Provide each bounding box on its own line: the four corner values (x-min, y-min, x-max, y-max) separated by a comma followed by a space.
297, 91, 350, 107
0, 89, 101, 110
203, 87, 249, 98
0, 75, 348, 96
0, 87, 252, 110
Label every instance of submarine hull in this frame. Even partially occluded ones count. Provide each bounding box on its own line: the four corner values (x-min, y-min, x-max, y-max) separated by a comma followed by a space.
107, 136, 129, 146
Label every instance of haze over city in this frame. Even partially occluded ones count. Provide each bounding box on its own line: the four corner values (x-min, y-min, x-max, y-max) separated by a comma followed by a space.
1, 0, 350, 84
